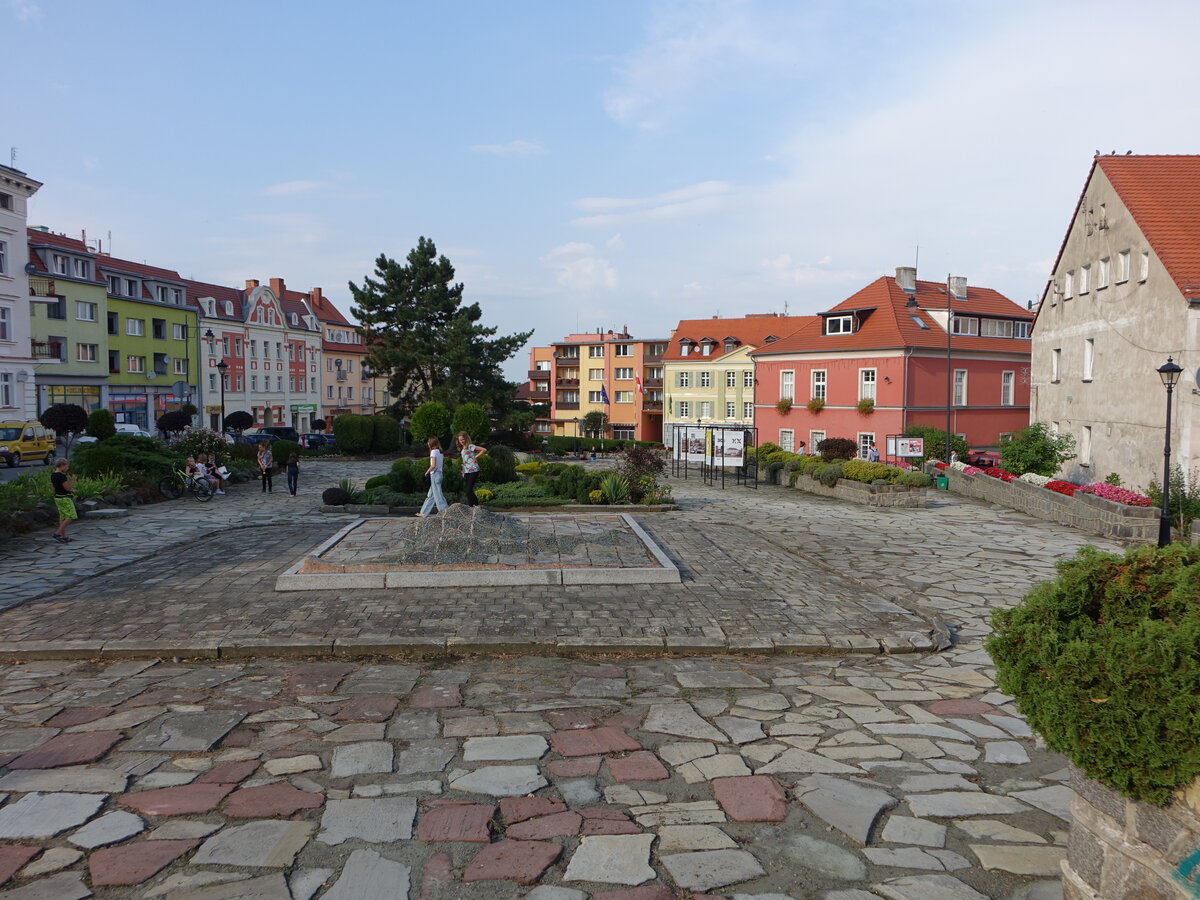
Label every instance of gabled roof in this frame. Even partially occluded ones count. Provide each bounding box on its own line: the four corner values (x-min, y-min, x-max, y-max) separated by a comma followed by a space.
663, 315, 812, 362
1097, 154, 1200, 301
184, 279, 245, 322
752, 276, 1033, 356
307, 288, 353, 327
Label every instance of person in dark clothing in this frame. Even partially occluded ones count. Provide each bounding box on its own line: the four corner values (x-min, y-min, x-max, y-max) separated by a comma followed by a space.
286, 453, 300, 497
257, 441, 273, 493
51, 458, 76, 544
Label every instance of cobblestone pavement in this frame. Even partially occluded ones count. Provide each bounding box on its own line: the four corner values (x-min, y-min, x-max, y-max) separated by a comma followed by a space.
0, 651, 1075, 899
0, 463, 1116, 657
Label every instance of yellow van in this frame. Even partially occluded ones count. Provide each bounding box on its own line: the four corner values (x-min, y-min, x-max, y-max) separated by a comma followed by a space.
0, 421, 55, 468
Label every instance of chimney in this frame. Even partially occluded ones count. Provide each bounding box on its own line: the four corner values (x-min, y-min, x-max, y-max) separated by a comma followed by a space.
269, 277, 285, 296
310, 287, 324, 307
245, 279, 260, 290
895, 266, 917, 294
949, 276, 968, 300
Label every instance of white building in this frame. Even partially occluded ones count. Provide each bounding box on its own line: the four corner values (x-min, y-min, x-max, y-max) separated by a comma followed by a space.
0, 165, 42, 419
1033, 154, 1200, 484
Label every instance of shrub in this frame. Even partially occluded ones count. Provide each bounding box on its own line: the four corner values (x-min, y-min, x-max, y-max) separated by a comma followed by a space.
365, 474, 391, 490
322, 487, 352, 506
86, 409, 116, 440
1104, 472, 1124, 487
776, 398, 793, 414
817, 437, 857, 461
224, 410, 254, 433
389, 457, 425, 493
515, 461, 544, 476
841, 460, 894, 483
896, 471, 932, 487
903, 425, 968, 467
40, 403, 88, 449
797, 455, 823, 474
451, 403, 490, 445
1146, 465, 1200, 535
806, 398, 825, 413
474, 488, 494, 504
1000, 422, 1077, 477
333, 414, 372, 454
1076, 483, 1152, 507
856, 398, 875, 414
370, 415, 401, 453
72, 443, 125, 478
600, 473, 630, 504
588, 489, 603, 504
410, 401, 450, 443
814, 461, 844, 487
169, 428, 229, 465
478, 444, 518, 484
72, 434, 178, 481
987, 543, 1200, 805
156, 409, 191, 434
1045, 479, 1077, 497
229, 441, 257, 462
616, 445, 667, 503
272, 440, 300, 467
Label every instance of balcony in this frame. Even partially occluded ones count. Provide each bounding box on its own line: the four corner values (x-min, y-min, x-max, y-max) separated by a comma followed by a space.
557, 401, 580, 411
336, 370, 347, 381
529, 369, 551, 381
528, 389, 550, 401
28, 276, 57, 299
555, 377, 580, 387
31, 340, 64, 361
642, 400, 663, 412
643, 353, 664, 365
643, 377, 663, 389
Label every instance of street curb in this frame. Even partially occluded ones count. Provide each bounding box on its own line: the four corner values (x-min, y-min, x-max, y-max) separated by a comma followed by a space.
0, 628, 946, 662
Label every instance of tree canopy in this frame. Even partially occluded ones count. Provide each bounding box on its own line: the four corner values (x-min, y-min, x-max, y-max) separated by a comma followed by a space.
349, 237, 532, 418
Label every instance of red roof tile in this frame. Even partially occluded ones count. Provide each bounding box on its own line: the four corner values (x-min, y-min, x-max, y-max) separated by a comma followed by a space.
1097, 154, 1200, 300
663, 315, 812, 362
752, 276, 1032, 357
94, 254, 184, 284
25, 229, 105, 284
184, 279, 245, 321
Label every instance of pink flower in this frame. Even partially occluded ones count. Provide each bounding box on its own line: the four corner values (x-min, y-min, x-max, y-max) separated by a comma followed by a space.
962, 465, 983, 475
1076, 483, 1153, 506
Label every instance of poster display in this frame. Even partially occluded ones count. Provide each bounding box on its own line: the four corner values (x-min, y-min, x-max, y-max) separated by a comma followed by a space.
672, 426, 745, 466
886, 436, 925, 458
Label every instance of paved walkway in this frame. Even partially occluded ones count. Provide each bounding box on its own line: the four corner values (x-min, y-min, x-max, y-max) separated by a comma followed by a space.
0, 462, 1114, 659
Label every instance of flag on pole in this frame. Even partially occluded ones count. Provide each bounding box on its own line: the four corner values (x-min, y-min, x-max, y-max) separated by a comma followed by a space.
636, 374, 644, 394
600, 385, 610, 405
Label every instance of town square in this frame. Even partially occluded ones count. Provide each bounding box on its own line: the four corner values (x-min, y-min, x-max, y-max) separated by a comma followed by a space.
2, 1, 1200, 898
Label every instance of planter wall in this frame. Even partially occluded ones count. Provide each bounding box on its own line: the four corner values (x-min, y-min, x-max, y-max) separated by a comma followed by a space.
791, 473, 928, 508
1064, 765, 1200, 899
936, 467, 1161, 543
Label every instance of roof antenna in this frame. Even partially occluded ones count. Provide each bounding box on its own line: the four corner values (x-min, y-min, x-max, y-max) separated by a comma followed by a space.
783, 300, 788, 316
914, 242, 919, 272
9, 147, 15, 168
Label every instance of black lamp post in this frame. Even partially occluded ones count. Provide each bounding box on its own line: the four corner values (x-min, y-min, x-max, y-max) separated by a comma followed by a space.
1156, 356, 1183, 547
216, 359, 229, 431
573, 417, 580, 455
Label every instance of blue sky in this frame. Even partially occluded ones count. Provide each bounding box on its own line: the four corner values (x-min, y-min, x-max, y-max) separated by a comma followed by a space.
8, 0, 1200, 379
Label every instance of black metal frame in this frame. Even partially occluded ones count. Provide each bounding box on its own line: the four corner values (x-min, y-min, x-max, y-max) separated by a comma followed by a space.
670, 424, 758, 489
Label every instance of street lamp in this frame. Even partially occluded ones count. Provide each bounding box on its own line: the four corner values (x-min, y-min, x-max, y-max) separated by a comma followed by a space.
573, 417, 580, 455
1156, 356, 1183, 547
216, 359, 229, 432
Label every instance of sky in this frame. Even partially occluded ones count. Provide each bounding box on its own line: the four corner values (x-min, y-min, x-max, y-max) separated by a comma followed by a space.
7, 0, 1200, 381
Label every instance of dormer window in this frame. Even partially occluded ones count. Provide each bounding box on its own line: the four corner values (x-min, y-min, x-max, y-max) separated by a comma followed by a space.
701, 344, 712, 356
290, 312, 298, 326
223, 300, 234, 316
679, 341, 691, 356
824, 316, 853, 335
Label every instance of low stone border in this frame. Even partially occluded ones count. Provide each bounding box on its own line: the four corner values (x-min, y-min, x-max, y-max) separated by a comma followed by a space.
319, 503, 677, 515
276, 514, 681, 590
788, 473, 928, 508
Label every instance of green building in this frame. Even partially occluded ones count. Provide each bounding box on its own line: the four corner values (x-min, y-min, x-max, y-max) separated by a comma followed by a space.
27, 228, 110, 413
97, 255, 198, 430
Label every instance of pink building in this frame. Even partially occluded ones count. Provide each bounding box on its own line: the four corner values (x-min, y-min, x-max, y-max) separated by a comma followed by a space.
752, 268, 1034, 459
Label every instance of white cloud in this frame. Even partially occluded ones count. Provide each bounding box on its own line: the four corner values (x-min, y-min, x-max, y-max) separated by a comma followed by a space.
9, 0, 41, 22
540, 242, 617, 292
605, 234, 624, 251
571, 180, 734, 227
469, 140, 547, 157
260, 180, 327, 197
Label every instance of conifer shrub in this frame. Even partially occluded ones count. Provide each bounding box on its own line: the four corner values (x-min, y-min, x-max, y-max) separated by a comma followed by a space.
987, 543, 1200, 805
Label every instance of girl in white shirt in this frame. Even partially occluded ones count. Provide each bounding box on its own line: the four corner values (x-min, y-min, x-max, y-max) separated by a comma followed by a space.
417, 436, 449, 517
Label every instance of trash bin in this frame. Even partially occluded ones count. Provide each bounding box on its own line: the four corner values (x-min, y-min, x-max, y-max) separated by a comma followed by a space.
935, 475, 949, 491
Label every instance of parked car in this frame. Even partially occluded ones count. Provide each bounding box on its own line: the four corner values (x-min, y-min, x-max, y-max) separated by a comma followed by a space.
299, 433, 328, 449
0, 421, 55, 467
115, 423, 152, 439
241, 433, 282, 446
256, 426, 299, 442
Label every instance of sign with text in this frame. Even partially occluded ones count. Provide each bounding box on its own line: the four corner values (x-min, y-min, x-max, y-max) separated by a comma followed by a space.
886, 436, 925, 458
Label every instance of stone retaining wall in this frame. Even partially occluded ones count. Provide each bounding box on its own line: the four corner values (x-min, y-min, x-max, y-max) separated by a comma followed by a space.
1064, 766, 1200, 898
790, 474, 928, 508
938, 468, 1161, 543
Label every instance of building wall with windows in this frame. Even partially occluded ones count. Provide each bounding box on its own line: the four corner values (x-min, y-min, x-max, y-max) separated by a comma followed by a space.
26, 229, 109, 414
0, 166, 42, 419
299, 281, 369, 424
1032, 154, 1200, 481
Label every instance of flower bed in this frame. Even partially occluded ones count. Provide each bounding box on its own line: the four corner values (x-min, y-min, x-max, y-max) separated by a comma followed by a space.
1077, 483, 1153, 506
983, 467, 1016, 482
1046, 479, 1077, 497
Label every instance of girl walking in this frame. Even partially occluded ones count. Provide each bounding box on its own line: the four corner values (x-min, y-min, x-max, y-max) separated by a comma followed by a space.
417, 436, 448, 517
257, 441, 274, 493
286, 453, 300, 497
456, 431, 487, 507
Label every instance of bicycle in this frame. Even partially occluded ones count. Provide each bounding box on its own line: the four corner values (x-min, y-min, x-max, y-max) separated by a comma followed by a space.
158, 466, 214, 502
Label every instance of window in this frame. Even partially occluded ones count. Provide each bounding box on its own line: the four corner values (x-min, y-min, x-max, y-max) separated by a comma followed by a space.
1079, 264, 1091, 294
588, 368, 603, 381
558, 346, 579, 358
779, 430, 794, 452
340, 381, 345, 396
701, 343, 712, 356
276, 343, 282, 360
251, 375, 259, 391
824, 315, 853, 335
208, 373, 216, 391
157, 286, 170, 303
0, 240, 6, 274
859, 368, 876, 401
612, 428, 635, 441
743, 371, 754, 389
780, 370, 795, 401
680, 343, 690, 356
1081, 425, 1092, 465
677, 371, 690, 388
559, 391, 579, 403
71, 258, 88, 279
235, 375, 243, 391
0, 373, 9, 407
152, 319, 166, 340
289, 377, 295, 392
311, 377, 316, 392
743, 402, 754, 418
951, 316, 979, 335
810, 430, 825, 450
172, 323, 187, 340
726, 402, 736, 418
52, 254, 68, 275
327, 357, 334, 371
1052, 348, 1061, 382
646, 366, 662, 380
172, 289, 183, 305
174, 358, 187, 375
0, 306, 8, 341
0, 192, 9, 209
127, 355, 145, 373
614, 344, 632, 357
953, 369, 968, 406
107, 275, 120, 295
588, 391, 604, 403
222, 337, 229, 356
615, 391, 633, 403
910, 315, 930, 329
699, 371, 711, 388
1083, 338, 1095, 381
811, 369, 826, 401
981, 319, 1014, 338
75, 301, 97, 322
327, 385, 334, 399
76, 343, 98, 362
126, 318, 144, 336
1014, 321, 1031, 339
725, 371, 737, 388
1098, 257, 1110, 289
126, 278, 139, 297
1063, 271, 1073, 299
678, 401, 690, 418
1001, 371, 1015, 406
1140, 251, 1150, 282
858, 433, 875, 459
588, 345, 604, 358
615, 367, 634, 380
235, 339, 243, 356
1117, 250, 1130, 283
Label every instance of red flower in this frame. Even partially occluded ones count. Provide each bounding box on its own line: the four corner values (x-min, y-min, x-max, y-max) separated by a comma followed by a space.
983, 467, 1016, 482
1045, 480, 1077, 497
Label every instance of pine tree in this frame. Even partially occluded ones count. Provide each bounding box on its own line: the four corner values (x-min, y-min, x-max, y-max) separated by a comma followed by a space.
349, 237, 532, 417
